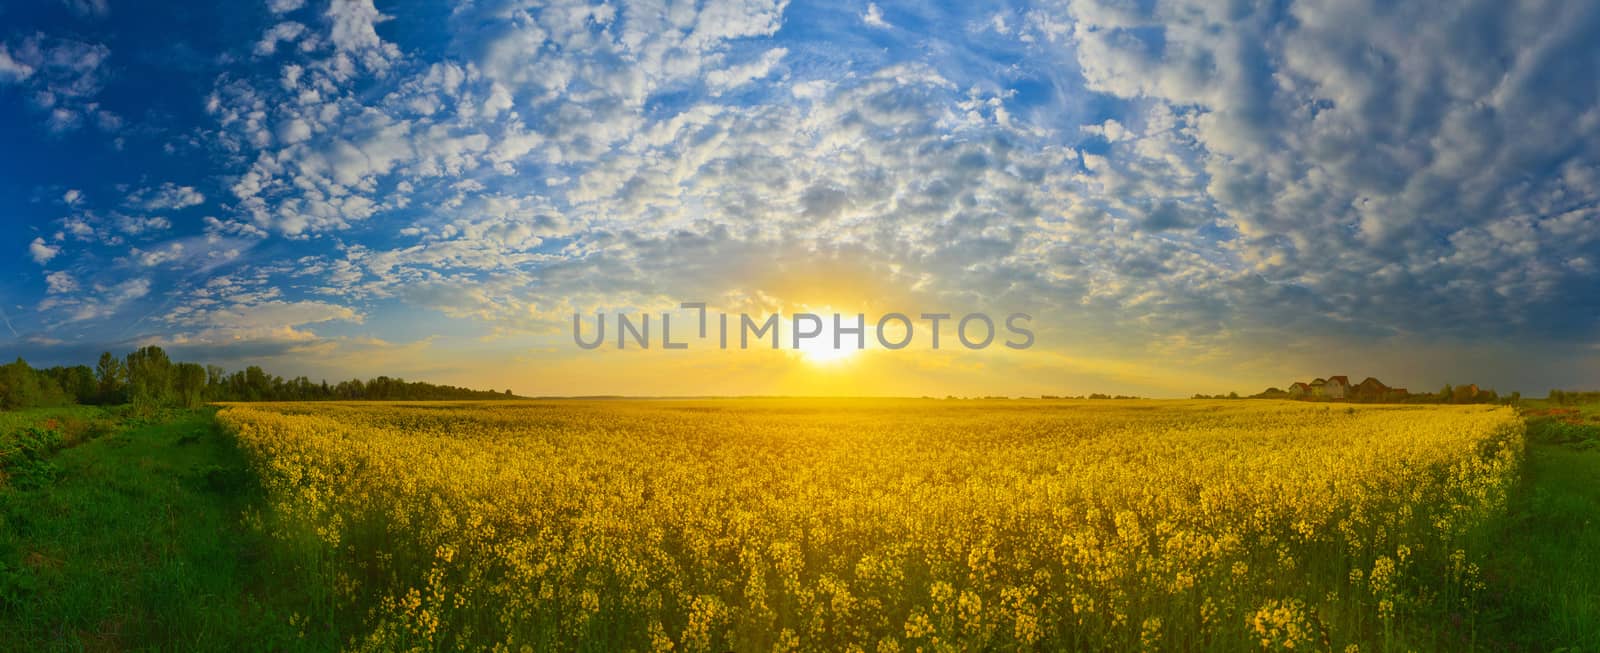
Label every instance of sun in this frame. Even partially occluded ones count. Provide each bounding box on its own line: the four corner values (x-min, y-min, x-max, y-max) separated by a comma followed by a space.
792, 308, 866, 366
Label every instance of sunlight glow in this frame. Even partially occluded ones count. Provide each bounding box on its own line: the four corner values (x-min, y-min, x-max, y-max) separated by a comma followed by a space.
792, 309, 865, 366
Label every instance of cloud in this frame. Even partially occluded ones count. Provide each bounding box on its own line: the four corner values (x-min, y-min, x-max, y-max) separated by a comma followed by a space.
0, 34, 110, 130
277, 116, 312, 143
861, 3, 890, 29
129, 242, 185, 267
169, 299, 361, 331
203, 215, 269, 239
326, 0, 397, 71
254, 21, 308, 56
13, 0, 1600, 394
115, 214, 172, 235
28, 238, 59, 265
0, 44, 35, 81
1029, 0, 1600, 345
705, 47, 787, 94
125, 182, 205, 210
153, 298, 365, 355
267, 0, 305, 14
60, 278, 150, 323
45, 271, 78, 294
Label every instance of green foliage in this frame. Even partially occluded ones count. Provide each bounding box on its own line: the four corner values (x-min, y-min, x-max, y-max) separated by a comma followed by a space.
0, 359, 70, 410
175, 362, 208, 409
95, 351, 127, 404
4, 346, 513, 413
42, 365, 97, 405
1545, 389, 1600, 405
0, 407, 117, 491
125, 345, 176, 412
1525, 417, 1600, 449
0, 426, 65, 490
0, 411, 318, 650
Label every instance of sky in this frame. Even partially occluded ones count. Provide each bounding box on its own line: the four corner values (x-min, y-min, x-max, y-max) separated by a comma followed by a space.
2, 0, 1600, 397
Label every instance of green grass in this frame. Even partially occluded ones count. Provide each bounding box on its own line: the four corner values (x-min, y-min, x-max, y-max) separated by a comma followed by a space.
0, 409, 324, 651
0, 405, 112, 433
1473, 412, 1600, 651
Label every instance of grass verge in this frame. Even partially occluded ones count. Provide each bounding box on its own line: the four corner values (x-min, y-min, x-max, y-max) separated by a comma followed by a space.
1474, 412, 1600, 651
0, 408, 325, 651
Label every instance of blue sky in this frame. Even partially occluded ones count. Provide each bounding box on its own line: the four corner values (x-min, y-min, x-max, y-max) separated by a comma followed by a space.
3, 0, 1600, 396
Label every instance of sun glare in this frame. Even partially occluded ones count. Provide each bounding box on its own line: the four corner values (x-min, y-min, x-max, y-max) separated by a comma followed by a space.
793, 308, 865, 365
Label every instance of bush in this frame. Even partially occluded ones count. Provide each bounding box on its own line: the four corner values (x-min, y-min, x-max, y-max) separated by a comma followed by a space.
0, 359, 70, 411
0, 426, 68, 490
1525, 417, 1600, 447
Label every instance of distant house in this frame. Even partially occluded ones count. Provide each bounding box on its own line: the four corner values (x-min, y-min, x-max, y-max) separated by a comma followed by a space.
1276, 375, 1410, 403
1353, 377, 1389, 401
1324, 376, 1350, 400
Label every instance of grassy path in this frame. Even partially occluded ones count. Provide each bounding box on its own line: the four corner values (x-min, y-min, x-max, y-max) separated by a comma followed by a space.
0, 410, 311, 651
1478, 438, 1600, 651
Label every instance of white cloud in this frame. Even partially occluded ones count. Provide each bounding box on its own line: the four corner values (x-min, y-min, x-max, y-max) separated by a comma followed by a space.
861, 3, 890, 29
130, 242, 185, 267
62, 188, 82, 204
45, 271, 78, 294
155, 0, 1600, 382
28, 237, 59, 264
115, 214, 172, 235
60, 216, 98, 241
278, 116, 312, 143
705, 47, 787, 94
254, 22, 308, 56
0, 35, 110, 132
161, 300, 363, 346
47, 107, 79, 132
111, 278, 150, 302
124, 235, 248, 271
0, 44, 35, 81
64, 278, 150, 323
203, 215, 269, 239
267, 0, 305, 14
326, 0, 397, 71
126, 182, 205, 210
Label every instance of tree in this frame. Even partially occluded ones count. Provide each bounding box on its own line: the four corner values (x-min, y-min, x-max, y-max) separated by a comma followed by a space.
96, 351, 127, 404
45, 365, 97, 404
1439, 384, 1454, 404
206, 364, 227, 399
175, 362, 208, 408
126, 345, 175, 410
0, 358, 69, 410
244, 366, 270, 401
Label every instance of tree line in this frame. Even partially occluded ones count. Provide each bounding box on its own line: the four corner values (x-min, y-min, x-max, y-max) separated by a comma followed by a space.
0, 345, 516, 411
1547, 390, 1600, 405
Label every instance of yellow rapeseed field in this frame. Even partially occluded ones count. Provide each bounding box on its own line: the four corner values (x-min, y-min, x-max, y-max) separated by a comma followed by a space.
217, 399, 1522, 652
